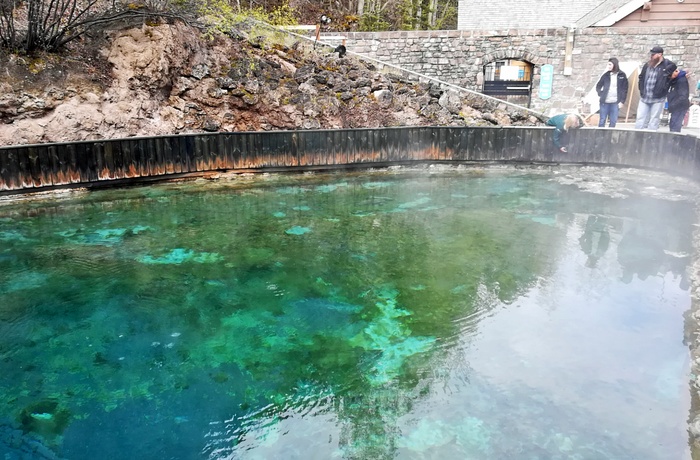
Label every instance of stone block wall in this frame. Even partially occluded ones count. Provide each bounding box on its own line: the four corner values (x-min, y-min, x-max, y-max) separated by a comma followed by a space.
336, 27, 700, 115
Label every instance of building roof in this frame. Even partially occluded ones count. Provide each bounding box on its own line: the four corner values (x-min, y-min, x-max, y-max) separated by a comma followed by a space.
457, 0, 606, 30
575, 0, 645, 28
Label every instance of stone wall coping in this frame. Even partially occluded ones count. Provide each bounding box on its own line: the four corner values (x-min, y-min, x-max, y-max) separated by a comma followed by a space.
334, 26, 700, 40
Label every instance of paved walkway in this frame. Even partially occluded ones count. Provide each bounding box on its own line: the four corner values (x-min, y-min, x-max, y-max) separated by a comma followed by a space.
612, 122, 700, 137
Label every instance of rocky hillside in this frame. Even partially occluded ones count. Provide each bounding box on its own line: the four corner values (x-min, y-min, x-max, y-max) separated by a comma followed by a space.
0, 20, 543, 147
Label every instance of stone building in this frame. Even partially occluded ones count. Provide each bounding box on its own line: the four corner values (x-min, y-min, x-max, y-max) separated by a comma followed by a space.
336, 0, 700, 115
457, 0, 604, 30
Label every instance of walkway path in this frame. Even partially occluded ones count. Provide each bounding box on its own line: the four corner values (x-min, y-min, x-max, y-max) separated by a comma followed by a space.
614, 122, 700, 137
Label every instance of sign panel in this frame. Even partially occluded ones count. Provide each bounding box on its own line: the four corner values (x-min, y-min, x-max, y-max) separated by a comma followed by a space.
539, 64, 554, 100
688, 105, 700, 129
500, 66, 520, 81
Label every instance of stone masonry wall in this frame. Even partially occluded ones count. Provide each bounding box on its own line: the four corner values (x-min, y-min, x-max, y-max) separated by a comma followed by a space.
335, 27, 700, 115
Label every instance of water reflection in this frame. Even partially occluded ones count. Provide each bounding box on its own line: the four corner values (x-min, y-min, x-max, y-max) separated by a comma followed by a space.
618, 226, 691, 289
0, 168, 695, 459
579, 215, 611, 268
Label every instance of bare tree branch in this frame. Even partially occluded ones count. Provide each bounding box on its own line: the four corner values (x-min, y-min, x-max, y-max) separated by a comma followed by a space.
0, 0, 195, 53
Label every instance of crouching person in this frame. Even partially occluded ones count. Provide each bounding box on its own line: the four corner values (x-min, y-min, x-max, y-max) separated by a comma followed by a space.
546, 113, 585, 153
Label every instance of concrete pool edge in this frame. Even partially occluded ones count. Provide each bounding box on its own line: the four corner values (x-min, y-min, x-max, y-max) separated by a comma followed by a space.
687, 222, 700, 457
1, 126, 699, 193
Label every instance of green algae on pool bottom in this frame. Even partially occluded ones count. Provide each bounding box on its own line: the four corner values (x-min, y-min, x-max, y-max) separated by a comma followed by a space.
0, 167, 696, 460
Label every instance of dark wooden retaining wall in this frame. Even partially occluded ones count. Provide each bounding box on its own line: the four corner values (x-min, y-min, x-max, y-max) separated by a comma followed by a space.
2, 126, 700, 192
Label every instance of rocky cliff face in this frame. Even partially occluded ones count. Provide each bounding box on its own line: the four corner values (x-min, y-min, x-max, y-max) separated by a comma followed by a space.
0, 21, 541, 147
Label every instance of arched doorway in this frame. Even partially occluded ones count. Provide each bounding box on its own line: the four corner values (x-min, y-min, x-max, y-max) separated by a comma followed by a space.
482, 59, 534, 107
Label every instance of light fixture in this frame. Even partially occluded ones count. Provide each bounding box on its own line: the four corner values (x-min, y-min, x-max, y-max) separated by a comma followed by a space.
320, 15, 332, 25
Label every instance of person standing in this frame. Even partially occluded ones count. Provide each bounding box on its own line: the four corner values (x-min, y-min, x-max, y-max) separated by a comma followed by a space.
635, 46, 677, 130
596, 57, 628, 128
667, 68, 690, 133
546, 113, 585, 153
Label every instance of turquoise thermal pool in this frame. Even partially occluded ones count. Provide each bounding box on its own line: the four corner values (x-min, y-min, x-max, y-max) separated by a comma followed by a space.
0, 166, 696, 459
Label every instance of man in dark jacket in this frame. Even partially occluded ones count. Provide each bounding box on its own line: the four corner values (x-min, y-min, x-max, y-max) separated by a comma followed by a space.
667, 68, 690, 133
635, 46, 677, 130
596, 57, 628, 128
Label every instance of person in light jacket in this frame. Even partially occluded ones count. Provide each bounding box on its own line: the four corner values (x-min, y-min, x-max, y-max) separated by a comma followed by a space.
596, 57, 628, 128
667, 68, 690, 133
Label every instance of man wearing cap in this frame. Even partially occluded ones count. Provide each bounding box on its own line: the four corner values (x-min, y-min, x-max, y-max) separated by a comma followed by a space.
635, 46, 677, 130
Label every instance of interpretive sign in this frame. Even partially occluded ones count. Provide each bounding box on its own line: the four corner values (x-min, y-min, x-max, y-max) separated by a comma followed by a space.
688, 105, 700, 129
539, 64, 554, 100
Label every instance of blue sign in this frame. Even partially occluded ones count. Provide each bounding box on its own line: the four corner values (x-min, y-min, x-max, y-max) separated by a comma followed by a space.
539, 64, 554, 100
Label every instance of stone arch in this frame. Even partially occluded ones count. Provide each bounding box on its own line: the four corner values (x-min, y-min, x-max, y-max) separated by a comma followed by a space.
478, 49, 547, 88
481, 49, 545, 67
480, 49, 546, 107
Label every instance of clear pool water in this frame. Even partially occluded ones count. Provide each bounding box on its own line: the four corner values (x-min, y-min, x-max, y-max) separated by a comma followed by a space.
0, 167, 695, 459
